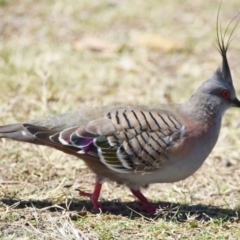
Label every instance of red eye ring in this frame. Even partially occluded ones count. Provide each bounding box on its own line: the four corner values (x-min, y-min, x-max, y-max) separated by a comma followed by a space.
220, 89, 231, 100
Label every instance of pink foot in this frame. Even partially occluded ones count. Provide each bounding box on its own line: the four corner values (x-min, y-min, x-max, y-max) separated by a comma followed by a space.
77, 189, 113, 212
76, 178, 116, 213
130, 188, 156, 214
139, 203, 157, 214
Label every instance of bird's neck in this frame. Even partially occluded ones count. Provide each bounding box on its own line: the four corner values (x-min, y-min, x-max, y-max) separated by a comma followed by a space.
179, 93, 223, 126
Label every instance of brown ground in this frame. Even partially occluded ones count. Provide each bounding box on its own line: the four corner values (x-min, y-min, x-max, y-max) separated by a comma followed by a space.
1, 0, 240, 239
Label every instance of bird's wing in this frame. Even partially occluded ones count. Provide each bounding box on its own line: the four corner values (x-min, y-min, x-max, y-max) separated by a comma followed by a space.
24, 108, 186, 173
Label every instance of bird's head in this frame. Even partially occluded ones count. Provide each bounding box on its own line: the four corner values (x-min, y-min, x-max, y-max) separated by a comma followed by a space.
192, 7, 240, 113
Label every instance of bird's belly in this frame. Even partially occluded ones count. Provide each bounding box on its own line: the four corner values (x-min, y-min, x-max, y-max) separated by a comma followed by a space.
127, 153, 205, 186
126, 136, 216, 186
126, 159, 204, 185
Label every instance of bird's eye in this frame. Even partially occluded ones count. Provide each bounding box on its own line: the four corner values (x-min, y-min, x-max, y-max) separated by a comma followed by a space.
220, 89, 231, 100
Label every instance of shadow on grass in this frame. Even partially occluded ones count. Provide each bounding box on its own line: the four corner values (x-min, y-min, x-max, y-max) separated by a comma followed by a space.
1, 198, 239, 222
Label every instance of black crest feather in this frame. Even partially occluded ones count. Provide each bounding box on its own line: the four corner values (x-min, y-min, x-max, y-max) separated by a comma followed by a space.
216, 2, 240, 84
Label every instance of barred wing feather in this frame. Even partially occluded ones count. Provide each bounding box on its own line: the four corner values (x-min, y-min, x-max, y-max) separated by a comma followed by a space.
25, 109, 185, 173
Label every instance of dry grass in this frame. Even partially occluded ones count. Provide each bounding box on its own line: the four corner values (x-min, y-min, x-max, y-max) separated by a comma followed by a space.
1, 0, 240, 239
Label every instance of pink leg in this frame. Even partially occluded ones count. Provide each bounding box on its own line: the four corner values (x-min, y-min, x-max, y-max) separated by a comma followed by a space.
77, 177, 114, 212
130, 188, 156, 214
78, 179, 102, 211
78, 178, 102, 211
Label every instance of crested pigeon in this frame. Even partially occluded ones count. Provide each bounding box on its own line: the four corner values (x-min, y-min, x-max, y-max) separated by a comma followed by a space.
1, 13, 240, 214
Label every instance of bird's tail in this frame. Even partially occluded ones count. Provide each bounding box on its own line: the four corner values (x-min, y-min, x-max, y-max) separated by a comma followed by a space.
0, 122, 70, 149
0, 123, 37, 143
0, 123, 88, 157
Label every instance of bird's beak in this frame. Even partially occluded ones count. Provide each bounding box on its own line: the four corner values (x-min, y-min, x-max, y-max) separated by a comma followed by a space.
232, 98, 240, 107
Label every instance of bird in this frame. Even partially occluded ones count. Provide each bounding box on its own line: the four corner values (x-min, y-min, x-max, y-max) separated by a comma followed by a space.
0, 10, 240, 214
